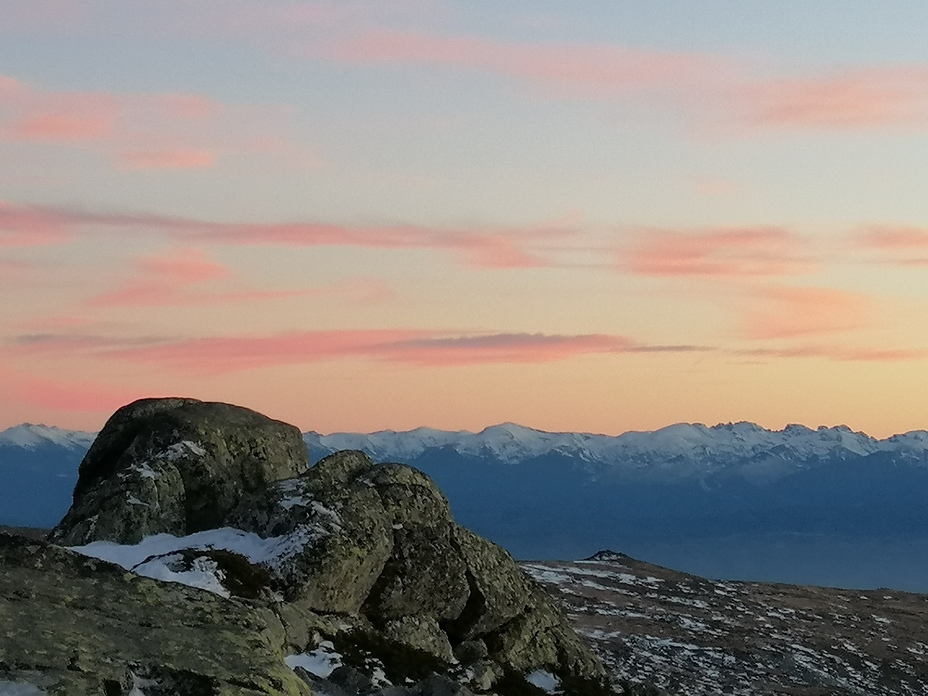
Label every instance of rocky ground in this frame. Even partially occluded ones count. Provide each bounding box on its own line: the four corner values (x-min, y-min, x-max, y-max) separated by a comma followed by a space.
523, 551, 928, 696
0, 398, 611, 696
6, 397, 928, 695
0, 525, 46, 539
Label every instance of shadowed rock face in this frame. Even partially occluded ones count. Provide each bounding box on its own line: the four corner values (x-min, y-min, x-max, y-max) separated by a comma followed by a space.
23, 399, 609, 695
50, 398, 309, 545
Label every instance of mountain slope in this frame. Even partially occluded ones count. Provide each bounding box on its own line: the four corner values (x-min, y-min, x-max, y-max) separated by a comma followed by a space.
306, 420, 928, 482
0, 424, 95, 528
526, 552, 928, 696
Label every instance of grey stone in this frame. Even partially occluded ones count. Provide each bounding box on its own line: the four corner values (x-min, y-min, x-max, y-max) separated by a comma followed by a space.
382, 616, 454, 662
38, 400, 609, 690
0, 534, 310, 695
452, 641, 488, 665
329, 665, 373, 693
364, 525, 469, 622
50, 398, 308, 546
229, 453, 395, 613
413, 674, 475, 696
445, 528, 534, 640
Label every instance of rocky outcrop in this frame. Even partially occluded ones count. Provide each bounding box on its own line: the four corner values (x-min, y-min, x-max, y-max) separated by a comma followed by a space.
50, 398, 309, 546
0, 533, 309, 696
14, 399, 613, 695
225, 449, 606, 683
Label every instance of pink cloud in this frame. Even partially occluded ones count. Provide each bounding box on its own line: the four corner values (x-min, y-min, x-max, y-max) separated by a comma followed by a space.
377, 333, 639, 366
105, 329, 432, 373
86, 247, 391, 308
110, 330, 699, 373
0, 73, 290, 168
134, 247, 230, 283
623, 227, 811, 278
315, 30, 722, 97
741, 286, 870, 340
115, 149, 216, 170
5, 328, 700, 374
87, 247, 299, 307
90, 285, 310, 308
0, 199, 72, 246
736, 345, 926, 362
742, 67, 928, 130
186, 221, 566, 268
11, 315, 104, 331
2, 368, 141, 413
858, 226, 928, 249
854, 226, 928, 266
313, 31, 928, 133
11, 112, 114, 141
0, 201, 568, 268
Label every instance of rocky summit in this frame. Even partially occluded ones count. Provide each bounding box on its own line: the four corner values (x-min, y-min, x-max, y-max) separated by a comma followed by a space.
2, 398, 610, 696
50, 398, 310, 546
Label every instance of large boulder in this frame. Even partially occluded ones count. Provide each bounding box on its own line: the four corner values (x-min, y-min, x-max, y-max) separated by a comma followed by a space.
227, 468, 395, 613
38, 400, 612, 693
50, 398, 308, 545
226, 450, 607, 682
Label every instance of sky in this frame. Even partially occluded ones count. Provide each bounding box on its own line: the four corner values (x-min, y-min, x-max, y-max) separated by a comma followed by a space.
2, 1, 928, 437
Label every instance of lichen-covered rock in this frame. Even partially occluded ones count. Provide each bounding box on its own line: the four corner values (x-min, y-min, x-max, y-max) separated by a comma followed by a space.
382, 616, 454, 661
364, 524, 470, 622
485, 586, 604, 676
0, 533, 310, 696
50, 398, 308, 546
39, 402, 611, 693
228, 453, 395, 612
446, 528, 535, 640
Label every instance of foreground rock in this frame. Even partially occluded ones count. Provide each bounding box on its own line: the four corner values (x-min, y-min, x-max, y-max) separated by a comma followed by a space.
10, 398, 611, 695
51, 398, 309, 546
0, 534, 309, 695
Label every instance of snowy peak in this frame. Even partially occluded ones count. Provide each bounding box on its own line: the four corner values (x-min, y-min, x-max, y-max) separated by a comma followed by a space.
0, 424, 96, 451
304, 420, 927, 483
5, 419, 927, 483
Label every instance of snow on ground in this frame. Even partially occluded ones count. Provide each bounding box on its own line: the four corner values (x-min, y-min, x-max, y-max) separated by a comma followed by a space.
68, 525, 335, 596
285, 641, 343, 678
127, 671, 159, 696
525, 670, 560, 693
161, 440, 207, 461
132, 552, 231, 598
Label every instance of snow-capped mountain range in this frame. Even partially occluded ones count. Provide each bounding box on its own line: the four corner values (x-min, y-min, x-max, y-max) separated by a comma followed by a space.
6, 419, 928, 591
5, 419, 928, 481
305, 420, 928, 482
0, 423, 97, 451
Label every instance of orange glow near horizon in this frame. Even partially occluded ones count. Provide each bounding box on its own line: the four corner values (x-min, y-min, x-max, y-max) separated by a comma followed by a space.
3, 3, 928, 440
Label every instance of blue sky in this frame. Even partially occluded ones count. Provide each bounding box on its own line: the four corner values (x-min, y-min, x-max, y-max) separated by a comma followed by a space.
2, 1, 928, 436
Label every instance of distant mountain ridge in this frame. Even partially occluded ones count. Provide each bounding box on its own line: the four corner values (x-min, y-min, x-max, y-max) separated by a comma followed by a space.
0, 423, 97, 451
5, 419, 928, 591
7, 419, 928, 480
305, 420, 928, 483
